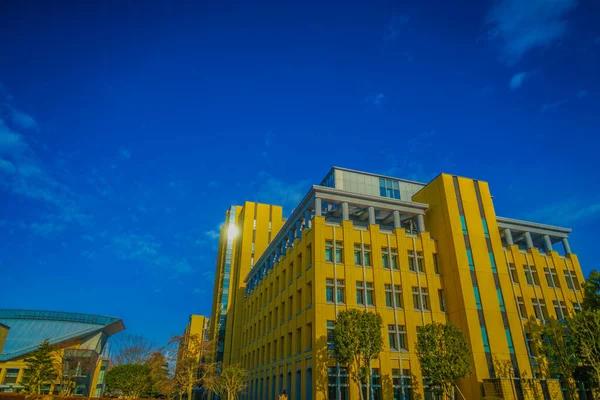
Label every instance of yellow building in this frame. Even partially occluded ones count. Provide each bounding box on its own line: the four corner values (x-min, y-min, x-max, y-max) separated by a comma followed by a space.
184, 315, 210, 343
0, 324, 8, 355
0, 309, 125, 397
209, 167, 585, 400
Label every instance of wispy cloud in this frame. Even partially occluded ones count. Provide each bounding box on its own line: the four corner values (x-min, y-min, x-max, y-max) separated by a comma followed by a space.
526, 198, 600, 225
193, 288, 206, 295
118, 147, 131, 160
385, 15, 409, 41
577, 90, 588, 98
509, 72, 530, 90
8, 106, 38, 130
111, 232, 194, 277
204, 229, 220, 240
365, 93, 385, 108
540, 100, 565, 112
29, 222, 65, 237
486, 0, 578, 65
251, 171, 309, 214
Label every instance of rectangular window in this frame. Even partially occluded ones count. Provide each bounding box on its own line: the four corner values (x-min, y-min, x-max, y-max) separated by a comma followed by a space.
336, 279, 345, 303
335, 241, 343, 263
517, 297, 527, 319
363, 245, 371, 266
545, 268, 559, 288
412, 287, 429, 311
564, 270, 580, 290
417, 251, 424, 272
354, 244, 362, 266
3, 369, 19, 385
460, 215, 467, 234
382, 247, 390, 269
326, 279, 334, 302
573, 302, 582, 313
296, 327, 302, 353
509, 263, 519, 283
297, 289, 303, 314
354, 244, 371, 267
327, 321, 335, 349
497, 289, 505, 312
466, 249, 474, 270
553, 300, 567, 319
482, 218, 490, 238
394, 285, 402, 308
525, 332, 537, 356
325, 241, 333, 262
532, 298, 548, 321
506, 329, 515, 354
433, 253, 440, 274
380, 178, 400, 199
366, 282, 374, 305
489, 252, 497, 273
392, 369, 413, 400
307, 282, 312, 307
385, 284, 393, 307
438, 289, 446, 312
473, 286, 482, 309
408, 250, 416, 271
356, 281, 365, 305
388, 324, 398, 350
481, 327, 491, 352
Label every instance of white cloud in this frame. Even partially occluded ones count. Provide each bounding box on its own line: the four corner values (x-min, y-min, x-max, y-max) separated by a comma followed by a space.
577, 90, 588, 98
193, 288, 206, 295
526, 198, 600, 225
204, 229, 221, 240
486, 0, 578, 65
385, 15, 409, 41
540, 101, 564, 112
82, 234, 95, 242
252, 171, 309, 214
509, 72, 529, 90
29, 222, 65, 237
118, 147, 131, 160
365, 93, 385, 108
9, 107, 38, 130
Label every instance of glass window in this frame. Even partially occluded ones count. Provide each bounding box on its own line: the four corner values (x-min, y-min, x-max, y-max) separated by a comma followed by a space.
509, 263, 519, 283
385, 284, 393, 307
382, 247, 390, 269
326, 279, 334, 302
327, 321, 335, 349
336, 280, 345, 303
394, 285, 402, 308
417, 251, 424, 272
363, 245, 371, 266
438, 289, 446, 312
366, 282, 374, 305
553, 300, 567, 320
460, 215, 467, 234
433, 253, 440, 274
488, 252, 497, 273
466, 249, 474, 270
473, 286, 482, 309
391, 248, 398, 269
325, 241, 333, 262
525, 265, 534, 285
506, 329, 515, 354
354, 244, 362, 265
517, 297, 527, 319
335, 241, 343, 263
388, 325, 398, 350
412, 287, 429, 311
408, 250, 416, 272
497, 289, 505, 312
481, 327, 491, 352
356, 282, 365, 305
482, 218, 490, 238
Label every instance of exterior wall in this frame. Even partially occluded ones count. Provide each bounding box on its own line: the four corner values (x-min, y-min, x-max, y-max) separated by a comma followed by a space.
208, 202, 283, 366
211, 169, 587, 400
239, 215, 447, 400
0, 325, 7, 355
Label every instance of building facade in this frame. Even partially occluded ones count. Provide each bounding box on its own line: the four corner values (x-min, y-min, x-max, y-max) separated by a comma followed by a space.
0, 309, 125, 397
209, 167, 585, 400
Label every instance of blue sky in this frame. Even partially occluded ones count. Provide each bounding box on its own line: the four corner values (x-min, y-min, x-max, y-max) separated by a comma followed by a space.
1, 0, 599, 346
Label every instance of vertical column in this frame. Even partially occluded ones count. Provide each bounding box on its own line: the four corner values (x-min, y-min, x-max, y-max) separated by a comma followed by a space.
295, 221, 302, 239
504, 229, 514, 246
368, 206, 376, 225
562, 238, 572, 254
342, 202, 350, 221
543, 235, 553, 253
417, 214, 425, 232
314, 198, 322, 217
304, 210, 312, 229
393, 211, 401, 229
524, 232, 534, 249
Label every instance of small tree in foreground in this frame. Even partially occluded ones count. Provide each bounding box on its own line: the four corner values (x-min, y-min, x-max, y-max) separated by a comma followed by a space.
205, 364, 249, 400
416, 322, 471, 399
583, 270, 600, 311
332, 309, 384, 400
105, 364, 152, 398
569, 309, 600, 391
21, 339, 56, 395
531, 318, 578, 399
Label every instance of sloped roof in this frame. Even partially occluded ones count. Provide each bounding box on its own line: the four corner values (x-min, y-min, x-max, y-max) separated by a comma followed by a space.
0, 309, 125, 361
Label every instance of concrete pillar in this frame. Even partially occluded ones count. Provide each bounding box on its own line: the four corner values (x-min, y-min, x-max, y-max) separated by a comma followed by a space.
562, 238, 572, 254
314, 198, 322, 217
417, 214, 425, 232
524, 232, 534, 249
504, 229, 514, 246
543, 235, 553, 253
368, 206, 376, 225
295, 221, 302, 238
393, 211, 401, 229
275, 247, 281, 261
304, 210, 311, 229
342, 202, 350, 221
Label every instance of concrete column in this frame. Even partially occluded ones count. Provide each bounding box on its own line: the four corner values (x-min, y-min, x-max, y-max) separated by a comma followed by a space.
562, 238, 572, 254
314, 198, 322, 217
417, 214, 425, 232
342, 202, 350, 221
368, 206, 376, 225
504, 229, 514, 246
524, 232, 534, 249
393, 211, 401, 229
295, 221, 302, 238
543, 235, 553, 253
304, 210, 311, 229
288, 230, 294, 245
275, 247, 281, 261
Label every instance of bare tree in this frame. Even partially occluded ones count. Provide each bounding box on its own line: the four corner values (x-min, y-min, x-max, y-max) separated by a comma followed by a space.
171, 332, 214, 400
54, 348, 96, 396
111, 334, 156, 365
205, 364, 249, 400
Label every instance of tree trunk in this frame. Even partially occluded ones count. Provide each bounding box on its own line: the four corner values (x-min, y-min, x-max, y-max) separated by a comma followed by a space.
187, 386, 193, 400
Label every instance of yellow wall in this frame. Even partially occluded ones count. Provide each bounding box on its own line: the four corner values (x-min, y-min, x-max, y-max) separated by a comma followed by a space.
0, 325, 7, 355
212, 172, 586, 400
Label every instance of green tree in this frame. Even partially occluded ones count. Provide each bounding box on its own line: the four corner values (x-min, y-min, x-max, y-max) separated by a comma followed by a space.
416, 322, 471, 399
205, 364, 249, 400
569, 309, 600, 391
21, 339, 56, 395
145, 351, 174, 398
532, 318, 578, 399
583, 270, 600, 311
105, 364, 153, 398
332, 309, 384, 400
